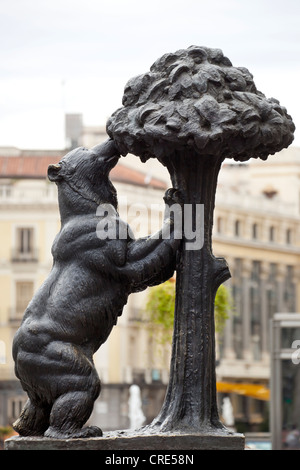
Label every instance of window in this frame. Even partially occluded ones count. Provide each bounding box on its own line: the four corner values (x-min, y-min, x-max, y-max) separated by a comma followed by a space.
250, 261, 262, 361
151, 369, 161, 382
129, 335, 136, 367
0, 185, 12, 197
283, 266, 296, 312
269, 226, 275, 242
0, 340, 6, 364
15, 281, 34, 317
286, 229, 292, 245
217, 216, 223, 234
7, 396, 27, 422
252, 223, 258, 240
234, 220, 241, 237
267, 263, 278, 322
232, 258, 243, 360
18, 227, 33, 253
13, 227, 37, 261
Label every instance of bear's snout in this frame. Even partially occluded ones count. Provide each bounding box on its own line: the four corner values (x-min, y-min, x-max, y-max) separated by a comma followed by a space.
92, 139, 120, 159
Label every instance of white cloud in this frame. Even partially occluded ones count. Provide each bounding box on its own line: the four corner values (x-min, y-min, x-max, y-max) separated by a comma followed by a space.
0, 108, 65, 149
1, 0, 300, 148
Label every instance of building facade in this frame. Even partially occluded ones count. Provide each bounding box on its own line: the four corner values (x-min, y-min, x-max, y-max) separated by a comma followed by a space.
0, 143, 300, 432
213, 162, 300, 430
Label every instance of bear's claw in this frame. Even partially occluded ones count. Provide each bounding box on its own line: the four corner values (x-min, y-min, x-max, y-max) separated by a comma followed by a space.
44, 425, 103, 439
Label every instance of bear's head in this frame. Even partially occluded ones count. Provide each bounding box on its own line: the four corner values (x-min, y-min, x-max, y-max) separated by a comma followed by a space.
48, 139, 120, 215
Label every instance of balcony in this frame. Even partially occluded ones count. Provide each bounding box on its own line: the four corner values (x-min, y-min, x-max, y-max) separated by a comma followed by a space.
8, 309, 24, 327
0, 184, 58, 205
11, 248, 38, 263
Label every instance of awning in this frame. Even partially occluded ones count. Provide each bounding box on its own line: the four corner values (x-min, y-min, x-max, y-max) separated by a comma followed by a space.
217, 382, 270, 401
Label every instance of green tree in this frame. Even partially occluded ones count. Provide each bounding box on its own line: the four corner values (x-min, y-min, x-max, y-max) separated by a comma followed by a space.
145, 279, 233, 345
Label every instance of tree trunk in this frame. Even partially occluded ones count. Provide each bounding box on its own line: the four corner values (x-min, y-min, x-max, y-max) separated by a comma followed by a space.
152, 151, 231, 432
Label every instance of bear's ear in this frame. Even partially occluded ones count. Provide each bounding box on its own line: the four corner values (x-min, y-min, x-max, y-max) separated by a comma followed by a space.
48, 163, 63, 182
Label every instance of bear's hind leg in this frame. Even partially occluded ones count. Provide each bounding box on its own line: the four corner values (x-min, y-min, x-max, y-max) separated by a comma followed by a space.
13, 398, 50, 436
44, 391, 102, 439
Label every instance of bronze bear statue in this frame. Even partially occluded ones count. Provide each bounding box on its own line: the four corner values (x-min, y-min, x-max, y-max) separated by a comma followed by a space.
12, 139, 181, 438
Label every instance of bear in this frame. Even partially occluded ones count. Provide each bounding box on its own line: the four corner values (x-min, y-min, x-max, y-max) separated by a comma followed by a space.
12, 139, 182, 439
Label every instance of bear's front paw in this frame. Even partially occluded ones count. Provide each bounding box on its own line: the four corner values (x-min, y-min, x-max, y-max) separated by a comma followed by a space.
163, 188, 183, 206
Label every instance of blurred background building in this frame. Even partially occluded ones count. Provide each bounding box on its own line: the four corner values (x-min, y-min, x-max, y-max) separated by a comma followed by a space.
0, 114, 300, 435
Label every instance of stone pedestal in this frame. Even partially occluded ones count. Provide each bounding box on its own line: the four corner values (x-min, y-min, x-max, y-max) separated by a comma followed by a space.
5, 430, 245, 450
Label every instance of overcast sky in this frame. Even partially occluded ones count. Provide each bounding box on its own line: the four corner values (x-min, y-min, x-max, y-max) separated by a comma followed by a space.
1, 0, 300, 149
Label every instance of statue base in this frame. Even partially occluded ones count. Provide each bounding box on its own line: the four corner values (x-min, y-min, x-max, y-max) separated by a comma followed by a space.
5, 429, 245, 450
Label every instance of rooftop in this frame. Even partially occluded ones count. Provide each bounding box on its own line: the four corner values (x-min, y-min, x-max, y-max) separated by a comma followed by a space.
0, 153, 166, 190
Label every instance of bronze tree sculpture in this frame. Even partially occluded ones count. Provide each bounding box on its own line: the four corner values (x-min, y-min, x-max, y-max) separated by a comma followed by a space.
107, 46, 295, 433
